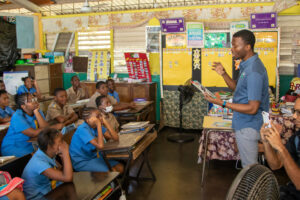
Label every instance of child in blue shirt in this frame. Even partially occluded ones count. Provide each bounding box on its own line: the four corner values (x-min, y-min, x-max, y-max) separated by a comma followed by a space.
22, 128, 73, 200
17, 77, 43, 100
69, 107, 123, 173
1, 94, 63, 157
107, 79, 120, 103
0, 90, 14, 124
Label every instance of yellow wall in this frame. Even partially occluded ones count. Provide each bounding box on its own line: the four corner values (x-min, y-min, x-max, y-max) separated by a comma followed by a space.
279, 1, 300, 15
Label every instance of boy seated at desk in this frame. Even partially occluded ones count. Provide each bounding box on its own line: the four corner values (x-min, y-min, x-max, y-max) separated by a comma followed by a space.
66, 75, 89, 104
107, 79, 120, 103
86, 81, 135, 111
17, 77, 44, 100
96, 95, 119, 132
22, 128, 73, 200
0, 90, 14, 124
1, 94, 64, 157
46, 88, 78, 126
0, 80, 15, 107
69, 107, 123, 173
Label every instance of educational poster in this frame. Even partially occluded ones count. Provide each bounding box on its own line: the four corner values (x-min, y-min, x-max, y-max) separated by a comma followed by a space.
146, 26, 160, 53
124, 53, 152, 82
163, 49, 192, 85
166, 34, 187, 49
192, 48, 201, 82
3, 71, 28, 95
204, 32, 230, 48
254, 31, 278, 87
201, 48, 233, 87
187, 22, 204, 48
87, 51, 110, 81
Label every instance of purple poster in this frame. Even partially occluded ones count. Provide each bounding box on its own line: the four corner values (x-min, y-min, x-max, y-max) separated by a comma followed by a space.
160, 18, 185, 33
251, 12, 277, 29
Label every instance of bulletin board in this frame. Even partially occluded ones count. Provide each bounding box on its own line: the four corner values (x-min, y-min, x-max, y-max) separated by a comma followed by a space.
254, 31, 278, 87
87, 51, 110, 81
201, 48, 233, 87
163, 49, 192, 85
3, 71, 28, 95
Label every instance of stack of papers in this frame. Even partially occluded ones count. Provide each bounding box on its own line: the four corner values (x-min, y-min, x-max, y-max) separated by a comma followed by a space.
121, 121, 150, 129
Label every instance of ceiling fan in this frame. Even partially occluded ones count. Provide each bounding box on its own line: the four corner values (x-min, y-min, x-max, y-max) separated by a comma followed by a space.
81, 0, 107, 13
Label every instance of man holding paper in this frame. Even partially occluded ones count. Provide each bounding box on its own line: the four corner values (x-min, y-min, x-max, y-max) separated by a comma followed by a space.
204, 30, 269, 168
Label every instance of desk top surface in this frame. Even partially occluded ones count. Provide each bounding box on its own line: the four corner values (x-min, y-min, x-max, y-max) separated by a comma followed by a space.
115, 101, 153, 114
203, 116, 233, 130
45, 171, 119, 200
101, 124, 155, 151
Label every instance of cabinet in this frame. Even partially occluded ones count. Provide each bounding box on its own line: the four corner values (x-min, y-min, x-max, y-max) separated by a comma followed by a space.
84, 82, 157, 122
14, 64, 63, 96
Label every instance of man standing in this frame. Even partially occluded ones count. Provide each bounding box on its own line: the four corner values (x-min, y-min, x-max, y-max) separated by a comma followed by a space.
260, 97, 300, 199
205, 30, 269, 167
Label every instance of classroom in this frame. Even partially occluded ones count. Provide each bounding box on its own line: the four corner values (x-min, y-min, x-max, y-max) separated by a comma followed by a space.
0, 0, 299, 199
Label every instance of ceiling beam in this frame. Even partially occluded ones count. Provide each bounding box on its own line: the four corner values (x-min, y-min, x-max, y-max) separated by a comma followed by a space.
9, 0, 41, 12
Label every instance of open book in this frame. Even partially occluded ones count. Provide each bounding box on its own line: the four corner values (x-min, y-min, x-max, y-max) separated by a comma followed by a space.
191, 80, 216, 98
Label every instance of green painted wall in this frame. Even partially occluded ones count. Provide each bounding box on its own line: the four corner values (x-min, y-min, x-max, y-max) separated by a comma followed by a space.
279, 75, 294, 98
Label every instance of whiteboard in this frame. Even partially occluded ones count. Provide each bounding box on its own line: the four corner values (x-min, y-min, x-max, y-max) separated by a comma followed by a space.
3, 71, 28, 95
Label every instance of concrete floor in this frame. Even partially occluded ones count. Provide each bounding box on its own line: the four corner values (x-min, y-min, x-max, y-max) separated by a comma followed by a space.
126, 127, 289, 200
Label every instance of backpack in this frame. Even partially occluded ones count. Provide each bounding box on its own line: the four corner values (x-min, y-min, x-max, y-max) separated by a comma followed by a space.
0, 171, 24, 197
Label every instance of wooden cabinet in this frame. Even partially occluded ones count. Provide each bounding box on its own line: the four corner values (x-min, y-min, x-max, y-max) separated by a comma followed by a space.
14, 64, 63, 96
84, 82, 157, 122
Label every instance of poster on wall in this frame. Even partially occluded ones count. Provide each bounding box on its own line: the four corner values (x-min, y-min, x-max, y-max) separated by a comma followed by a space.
160, 18, 185, 33
124, 53, 152, 82
204, 32, 230, 48
187, 22, 204, 48
251, 12, 277, 29
3, 71, 28, 95
166, 34, 187, 49
146, 26, 161, 53
87, 51, 110, 81
230, 21, 249, 42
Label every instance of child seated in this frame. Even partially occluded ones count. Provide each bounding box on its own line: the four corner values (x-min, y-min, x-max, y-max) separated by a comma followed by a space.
17, 77, 43, 100
69, 107, 123, 173
0, 80, 15, 107
1, 94, 63, 157
107, 79, 120, 103
46, 88, 78, 126
96, 95, 119, 133
0, 90, 14, 124
66, 75, 89, 104
22, 128, 73, 200
0, 171, 25, 200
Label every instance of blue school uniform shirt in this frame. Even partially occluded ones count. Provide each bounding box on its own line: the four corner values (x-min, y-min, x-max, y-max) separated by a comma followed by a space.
22, 148, 61, 200
108, 91, 120, 103
1, 109, 45, 157
69, 122, 106, 169
232, 54, 269, 132
17, 85, 37, 95
0, 106, 14, 118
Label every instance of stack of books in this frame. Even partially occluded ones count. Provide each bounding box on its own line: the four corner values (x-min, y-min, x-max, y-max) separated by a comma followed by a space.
120, 121, 150, 134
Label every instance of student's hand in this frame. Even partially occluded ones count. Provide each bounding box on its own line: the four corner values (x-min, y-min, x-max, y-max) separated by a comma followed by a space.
58, 141, 69, 157
52, 123, 64, 130
88, 116, 101, 127
33, 80, 38, 86
33, 102, 40, 113
260, 123, 269, 143
265, 124, 285, 153
212, 62, 226, 76
204, 93, 222, 105
100, 113, 108, 126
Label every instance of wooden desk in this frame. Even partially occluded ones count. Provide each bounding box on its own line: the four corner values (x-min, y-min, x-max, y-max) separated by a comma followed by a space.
45, 172, 121, 200
115, 101, 154, 124
102, 124, 157, 186
201, 116, 233, 186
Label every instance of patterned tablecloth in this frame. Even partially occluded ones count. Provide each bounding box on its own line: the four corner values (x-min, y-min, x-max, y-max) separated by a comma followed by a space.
198, 114, 295, 163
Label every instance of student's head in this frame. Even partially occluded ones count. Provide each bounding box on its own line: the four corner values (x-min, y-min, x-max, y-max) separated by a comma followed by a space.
38, 128, 63, 157
231, 30, 255, 60
293, 98, 300, 129
96, 81, 108, 96
96, 95, 112, 113
82, 107, 101, 127
15, 93, 38, 112
54, 88, 67, 106
22, 77, 33, 89
0, 80, 5, 90
0, 90, 9, 108
71, 75, 80, 88
106, 79, 115, 93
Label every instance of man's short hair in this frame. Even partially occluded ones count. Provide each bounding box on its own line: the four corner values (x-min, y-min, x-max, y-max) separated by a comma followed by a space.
233, 29, 256, 50
54, 88, 66, 96
71, 75, 79, 82
0, 90, 7, 96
